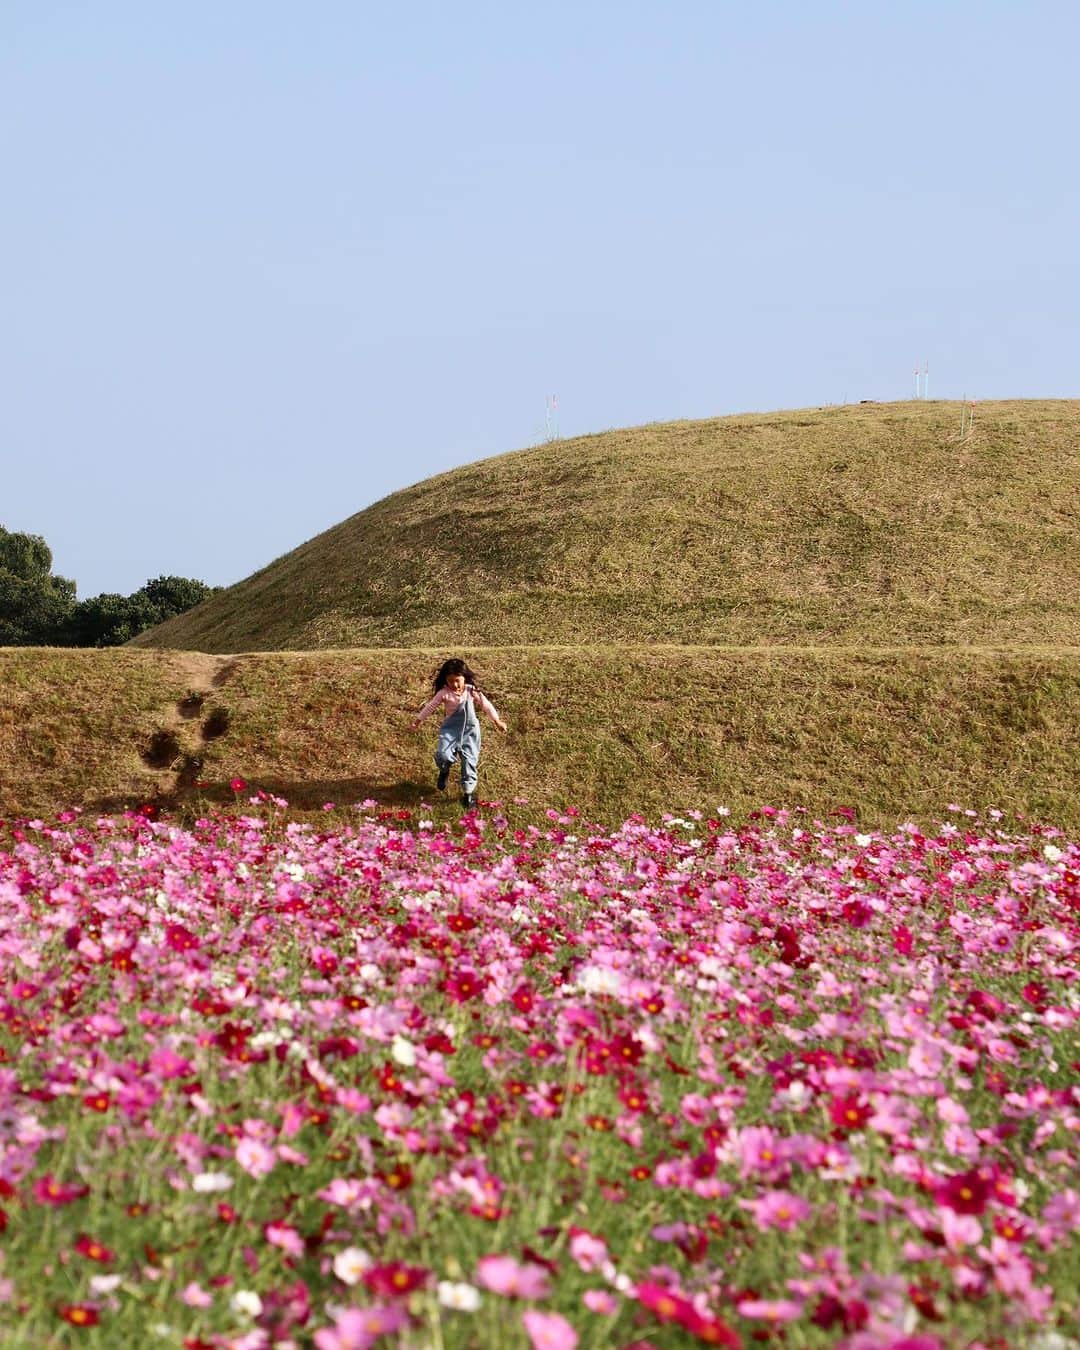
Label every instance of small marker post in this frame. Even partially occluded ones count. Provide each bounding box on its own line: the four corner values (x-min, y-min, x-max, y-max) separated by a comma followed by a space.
545, 394, 559, 442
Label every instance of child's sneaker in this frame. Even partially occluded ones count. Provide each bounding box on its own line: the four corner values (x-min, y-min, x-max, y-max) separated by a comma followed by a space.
437, 765, 450, 792
461, 794, 476, 810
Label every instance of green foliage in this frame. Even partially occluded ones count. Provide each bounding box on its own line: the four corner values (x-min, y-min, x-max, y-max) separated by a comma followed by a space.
65, 591, 158, 648
0, 519, 214, 647
140, 574, 213, 615
66, 576, 215, 648
0, 527, 53, 581
0, 526, 76, 644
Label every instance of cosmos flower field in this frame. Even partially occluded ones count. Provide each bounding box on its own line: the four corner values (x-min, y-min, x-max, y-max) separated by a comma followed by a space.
0, 795, 1076, 1349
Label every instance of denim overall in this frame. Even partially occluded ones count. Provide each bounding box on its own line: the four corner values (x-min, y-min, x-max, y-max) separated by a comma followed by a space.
435, 690, 481, 795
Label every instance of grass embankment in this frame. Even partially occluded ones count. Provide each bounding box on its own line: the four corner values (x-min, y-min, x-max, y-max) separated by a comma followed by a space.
130, 400, 1080, 652
2, 647, 1078, 830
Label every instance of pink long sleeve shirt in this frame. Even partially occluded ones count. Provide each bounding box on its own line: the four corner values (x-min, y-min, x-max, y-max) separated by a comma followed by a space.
414, 685, 502, 725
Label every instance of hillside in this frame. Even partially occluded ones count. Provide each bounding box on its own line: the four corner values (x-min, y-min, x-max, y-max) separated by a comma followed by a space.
130, 400, 1080, 652
2, 646, 1077, 831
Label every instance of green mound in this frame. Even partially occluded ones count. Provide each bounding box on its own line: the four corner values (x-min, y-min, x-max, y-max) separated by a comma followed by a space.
130, 400, 1080, 652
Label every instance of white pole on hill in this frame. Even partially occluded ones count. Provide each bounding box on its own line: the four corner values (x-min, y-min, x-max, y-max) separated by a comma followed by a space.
547, 394, 559, 441
914, 366, 920, 399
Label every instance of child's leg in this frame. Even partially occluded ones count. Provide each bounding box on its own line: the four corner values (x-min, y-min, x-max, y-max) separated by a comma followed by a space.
459, 744, 479, 798
435, 728, 460, 790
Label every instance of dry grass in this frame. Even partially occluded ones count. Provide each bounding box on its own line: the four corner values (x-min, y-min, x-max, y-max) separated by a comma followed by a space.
0, 648, 204, 815
130, 400, 1080, 652
2, 646, 1077, 831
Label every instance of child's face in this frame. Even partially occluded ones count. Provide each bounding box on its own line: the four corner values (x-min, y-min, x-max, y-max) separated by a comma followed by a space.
446, 674, 466, 694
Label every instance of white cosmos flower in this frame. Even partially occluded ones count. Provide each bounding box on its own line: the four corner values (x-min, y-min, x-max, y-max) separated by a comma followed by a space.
192, 1171, 233, 1193
437, 1280, 481, 1311
231, 1290, 263, 1318
1043, 844, 1064, 863
577, 965, 621, 996
391, 1034, 416, 1067
775, 1081, 811, 1111
854, 833, 873, 848
333, 1247, 373, 1286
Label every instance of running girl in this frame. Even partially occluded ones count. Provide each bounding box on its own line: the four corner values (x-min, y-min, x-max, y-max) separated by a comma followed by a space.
410, 658, 508, 808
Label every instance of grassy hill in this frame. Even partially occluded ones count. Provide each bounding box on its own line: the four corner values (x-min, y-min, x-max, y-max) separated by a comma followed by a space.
130, 399, 1080, 652
6, 400, 1078, 827
2, 646, 1077, 830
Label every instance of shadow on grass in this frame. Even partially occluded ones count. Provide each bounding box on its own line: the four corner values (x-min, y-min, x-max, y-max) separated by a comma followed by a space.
86, 776, 440, 816
194, 776, 436, 810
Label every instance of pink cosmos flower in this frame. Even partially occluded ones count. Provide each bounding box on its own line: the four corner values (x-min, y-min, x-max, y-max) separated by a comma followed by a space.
312, 1304, 409, 1349
933, 1169, 990, 1215
235, 1137, 276, 1179
736, 1125, 784, 1177
148, 1045, 193, 1079
265, 1221, 305, 1258
941, 1208, 982, 1251
522, 1309, 579, 1350
935, 1096, 968, 1125
741, 1189, 812, 1230
568, 1228, 609, 1272
32, 1175, 90, 1207
164, 922, 199, 952
736, 1297, 803, 1322
634, 1284, 740, 1346
583, 1289, 618, 1314
1041, 1188, 1080, 1233
475, 1255, 551, 1299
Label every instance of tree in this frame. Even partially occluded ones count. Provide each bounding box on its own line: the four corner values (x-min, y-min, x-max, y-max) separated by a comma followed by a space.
65, 592, 158, 648
66, 575, 215, 647
0, 527, 76, 645
138, 575, 214, 620
0, 525, 215, 647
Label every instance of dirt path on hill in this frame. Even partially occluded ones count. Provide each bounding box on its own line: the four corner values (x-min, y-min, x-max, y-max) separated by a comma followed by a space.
139, 653, 242, 802
173, 652, 231, 695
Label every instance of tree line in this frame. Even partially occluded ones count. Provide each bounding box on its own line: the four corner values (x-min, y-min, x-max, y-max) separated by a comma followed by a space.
0, 526, 214, 647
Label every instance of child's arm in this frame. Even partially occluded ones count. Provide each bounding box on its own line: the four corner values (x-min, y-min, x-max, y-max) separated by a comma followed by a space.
474, 690, 508, 733
410, 691, 445, 730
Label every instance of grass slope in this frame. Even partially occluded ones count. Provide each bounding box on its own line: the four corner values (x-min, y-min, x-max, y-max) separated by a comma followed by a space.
2, 647, 1078, 830
130, 400, 1080, 652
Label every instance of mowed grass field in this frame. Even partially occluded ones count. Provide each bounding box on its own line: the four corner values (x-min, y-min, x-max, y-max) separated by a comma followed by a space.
2, 646, 1077, 830
129, 399, 1080, 652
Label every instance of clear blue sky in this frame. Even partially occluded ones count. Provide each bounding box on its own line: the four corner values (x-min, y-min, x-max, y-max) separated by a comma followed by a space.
3, 1, 1077, 598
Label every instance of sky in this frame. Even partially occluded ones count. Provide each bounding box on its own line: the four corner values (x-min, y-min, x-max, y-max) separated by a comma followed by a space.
3, 1, 1078, 599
